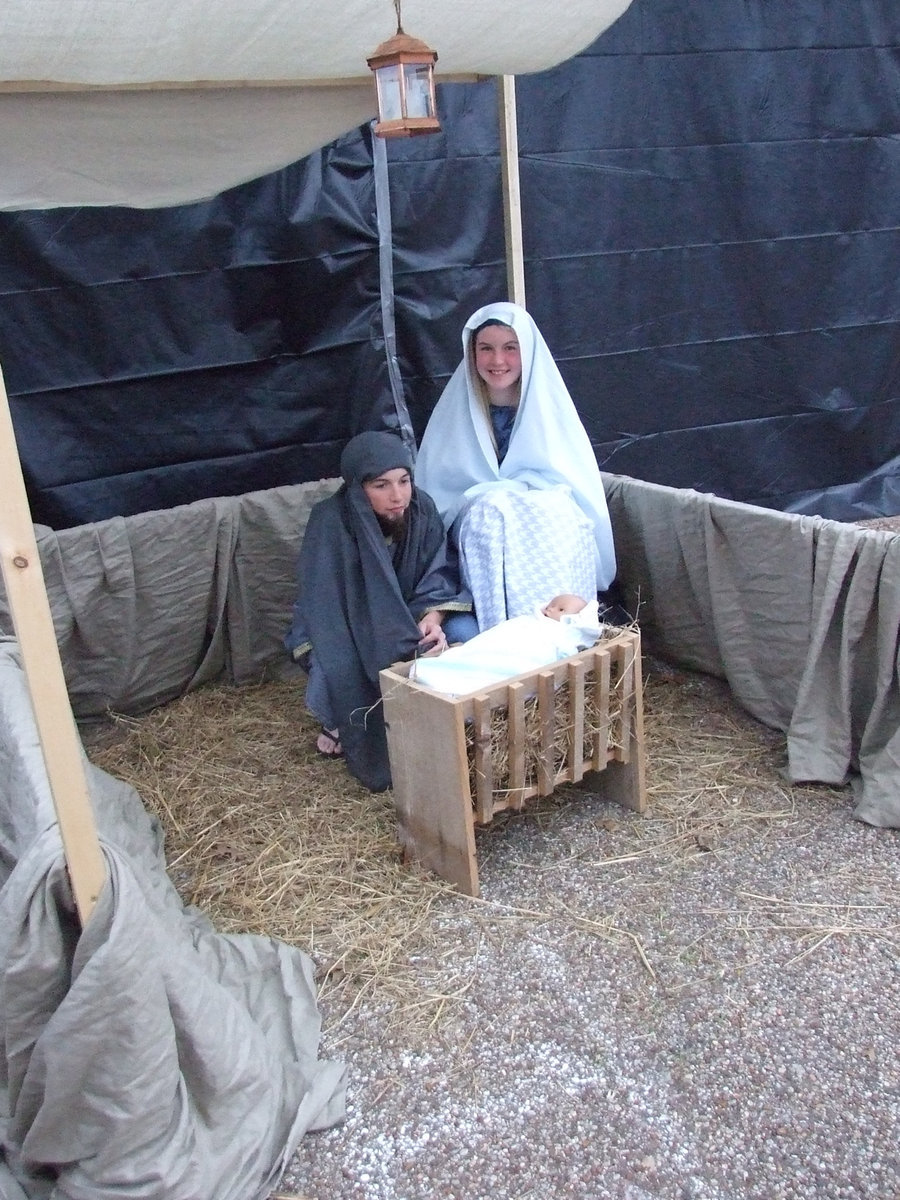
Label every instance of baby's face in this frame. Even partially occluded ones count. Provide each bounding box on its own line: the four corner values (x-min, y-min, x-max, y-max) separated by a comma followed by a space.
541, 594, 587, 621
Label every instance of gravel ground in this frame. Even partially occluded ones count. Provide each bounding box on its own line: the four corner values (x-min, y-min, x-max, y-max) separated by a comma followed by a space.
276, 669, 900, 1200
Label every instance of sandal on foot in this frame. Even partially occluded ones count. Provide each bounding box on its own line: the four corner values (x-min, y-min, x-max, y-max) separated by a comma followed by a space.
316, 727, 343, 758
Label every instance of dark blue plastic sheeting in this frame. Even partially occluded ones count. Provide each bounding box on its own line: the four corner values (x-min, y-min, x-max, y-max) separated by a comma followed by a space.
0, 134, 395, 527
0, 0, 899, 528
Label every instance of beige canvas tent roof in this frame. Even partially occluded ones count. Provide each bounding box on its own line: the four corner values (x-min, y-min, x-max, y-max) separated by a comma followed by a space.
0, 0, 633, 208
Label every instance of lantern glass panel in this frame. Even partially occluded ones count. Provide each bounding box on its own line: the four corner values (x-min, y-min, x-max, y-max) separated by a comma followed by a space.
402, 63, 434, 119
376, 64, 403, 121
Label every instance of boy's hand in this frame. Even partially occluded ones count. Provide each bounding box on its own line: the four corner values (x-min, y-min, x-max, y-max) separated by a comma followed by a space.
417, 611, 447, 654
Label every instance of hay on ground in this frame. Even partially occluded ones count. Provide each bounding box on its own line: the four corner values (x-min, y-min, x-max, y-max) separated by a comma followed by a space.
80, 653, 846, 1033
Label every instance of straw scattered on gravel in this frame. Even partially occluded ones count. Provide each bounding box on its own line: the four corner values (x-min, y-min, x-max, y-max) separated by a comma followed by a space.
80, 655, 885, 1036
82, 656, 900, 1200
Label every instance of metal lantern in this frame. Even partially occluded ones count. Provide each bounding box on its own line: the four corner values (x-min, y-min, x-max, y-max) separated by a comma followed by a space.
367, 24, 440, 138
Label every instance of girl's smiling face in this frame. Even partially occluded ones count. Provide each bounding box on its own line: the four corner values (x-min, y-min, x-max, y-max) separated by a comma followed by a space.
472, 324, 521, 404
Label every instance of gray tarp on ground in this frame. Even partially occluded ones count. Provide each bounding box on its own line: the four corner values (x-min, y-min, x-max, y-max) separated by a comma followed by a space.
0, 639, 347, 1200
0, 473, 898, 826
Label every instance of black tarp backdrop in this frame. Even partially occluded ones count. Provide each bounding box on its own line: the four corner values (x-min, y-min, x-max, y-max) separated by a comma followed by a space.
1, 0, 899, 529
392, 0, 900, 519
0, 134, 395, 528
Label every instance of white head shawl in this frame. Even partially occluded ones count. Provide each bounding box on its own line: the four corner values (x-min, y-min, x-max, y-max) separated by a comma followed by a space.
415, 301, 617, 590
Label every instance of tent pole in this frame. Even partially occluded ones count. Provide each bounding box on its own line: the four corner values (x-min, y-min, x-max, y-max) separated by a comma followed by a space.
498, 74, 526, 307
0, 365, 105, 927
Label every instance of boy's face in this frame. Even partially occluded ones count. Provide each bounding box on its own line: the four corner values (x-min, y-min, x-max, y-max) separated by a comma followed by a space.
362, 468, 412, 527
541, 594, 586, 621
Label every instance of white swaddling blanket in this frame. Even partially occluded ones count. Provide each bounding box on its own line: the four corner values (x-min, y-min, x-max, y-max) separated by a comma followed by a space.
410, 600, 605, 696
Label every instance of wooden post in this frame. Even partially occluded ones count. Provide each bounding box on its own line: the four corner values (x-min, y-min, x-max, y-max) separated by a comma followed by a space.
0, 366, 106, 926
498, 74, 526, 307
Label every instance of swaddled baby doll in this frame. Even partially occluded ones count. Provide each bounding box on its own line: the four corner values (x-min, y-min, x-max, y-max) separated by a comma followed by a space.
411, 592, 606, 695
540, 593, 592, 622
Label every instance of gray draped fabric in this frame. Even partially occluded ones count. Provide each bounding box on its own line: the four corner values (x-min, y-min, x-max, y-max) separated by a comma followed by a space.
788, 522, 900, 825
1, 474, 898, 823
0, 640, 346, 1199
604, 474, 900, 827
0, 479, 341, 718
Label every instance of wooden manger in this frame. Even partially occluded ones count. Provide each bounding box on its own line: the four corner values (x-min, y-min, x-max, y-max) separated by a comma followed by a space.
379, 627, 646, 896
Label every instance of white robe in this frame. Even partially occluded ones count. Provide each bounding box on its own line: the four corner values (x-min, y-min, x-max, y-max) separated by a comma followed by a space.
415, 302, 617, 629
455, 484, 597, 630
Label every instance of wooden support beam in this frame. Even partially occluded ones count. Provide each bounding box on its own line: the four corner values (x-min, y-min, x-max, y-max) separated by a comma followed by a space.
0, 73, 482, 94
0, 366, 106, 926
498, 74, 526, 307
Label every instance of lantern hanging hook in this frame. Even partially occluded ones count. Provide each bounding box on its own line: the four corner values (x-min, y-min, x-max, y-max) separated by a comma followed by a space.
393, 0, 403, 35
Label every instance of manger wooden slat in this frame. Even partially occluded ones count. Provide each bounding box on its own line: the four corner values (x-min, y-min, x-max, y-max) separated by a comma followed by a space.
536, 670, 556, 796
592, 647, 611, 771
472, 694, 494, 825
506, 681, 527, 810
616, 638, 634, 765
568, 656, 587, 783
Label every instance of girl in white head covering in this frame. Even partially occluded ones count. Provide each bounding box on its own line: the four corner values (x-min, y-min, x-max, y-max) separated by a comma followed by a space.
416, 302, 617, 630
